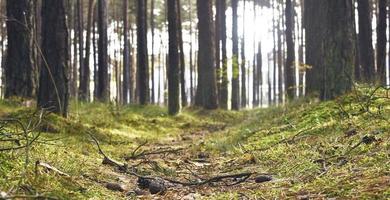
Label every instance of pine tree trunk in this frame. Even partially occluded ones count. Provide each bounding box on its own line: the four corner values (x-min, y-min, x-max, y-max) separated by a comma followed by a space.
123, 0, 130, 104
305, 0, 355, 100
231, 0, 240, 110
167, 0, 180, 115
195, 0, 218, 109
72, 2, 78, 99
177, 0, 187, 107
357, 0, 375, 83
150, 0, 155, 104
285, 0, 295, 99
137, 0, 149, 105
377, 0, 386, 84
38, 0, 69, 117
93, 5, 98, 100
240, 0, 246, 108
5, 0, 34, 98
219, 0, 228, 109
80, 0, 93, 102
77, 0, 84, 100
257, 42, 262, 106
96, 0, 109, 102
215, 0, 221, 105
189, 0, 194, 103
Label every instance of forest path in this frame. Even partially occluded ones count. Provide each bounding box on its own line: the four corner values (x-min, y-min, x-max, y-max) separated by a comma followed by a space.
92, 107, 273, 199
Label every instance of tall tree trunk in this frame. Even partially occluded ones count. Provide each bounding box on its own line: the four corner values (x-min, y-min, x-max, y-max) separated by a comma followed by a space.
219, 0, 228, 109
257, 42, 263, 106
277, 2, 283, 103
5, 0, 34, 98
357, 0, 375, 83
377, 0, 386, 84
78, 0, 91, 101
0, 0, 4, 98
285, 0, 295, 99
92, 4, 98, 100
252, 0, 257, 107
72, 1, 78, 99
215, 0, 221, 105
195, 0, 218, 109
240, 0, 246, 108
189, 0, 194, 103
177, 0, 187, 107
305, 0, 355, 100
77, 0, 84, 100
80, 0, 93, 102
137, 0, 149, 105
123, 0, 130, 104
38, 0, 69, 116
150, 0, 155, 104
96, 0, 109, 101
231, 0, 240, 110
272, 0, 278, 103
130, 27, 136, 103
167, 0, 180, 115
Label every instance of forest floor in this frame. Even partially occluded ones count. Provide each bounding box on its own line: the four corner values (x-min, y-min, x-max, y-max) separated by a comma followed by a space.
0, 86, 390, 199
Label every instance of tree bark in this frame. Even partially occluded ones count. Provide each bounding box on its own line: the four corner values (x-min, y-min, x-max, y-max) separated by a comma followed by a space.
177, 0, 187, 107
96, 0, 109, 102
357, 0, 375, 83
150, 0, 155, 104
123, 0, 129, 104
137, 0, 149, 105
377, 0, 386, 84
167, 0, 180, 115
219, 0, 228, 109
38, 0, 69, 116
5, 0, 34, 98
195, 0, 218, 109
240, 0, 246, 108
305, 0, 355, 100
285, 0, 295, 99
231, 0, 240, 110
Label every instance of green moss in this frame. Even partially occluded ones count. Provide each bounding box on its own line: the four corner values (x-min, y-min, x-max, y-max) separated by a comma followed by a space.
0, 86, 389, 199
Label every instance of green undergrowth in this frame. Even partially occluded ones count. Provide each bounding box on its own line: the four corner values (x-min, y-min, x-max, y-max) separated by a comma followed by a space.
207, 86, 390, 199
0, 100, 246, 199
0, 86, 389, 199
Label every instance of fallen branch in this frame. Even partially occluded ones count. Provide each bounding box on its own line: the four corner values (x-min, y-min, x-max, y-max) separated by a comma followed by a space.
125, 146, 184, 160
87, 133, 128, 170
35, 161, 70, 177
89, 134, 253, 187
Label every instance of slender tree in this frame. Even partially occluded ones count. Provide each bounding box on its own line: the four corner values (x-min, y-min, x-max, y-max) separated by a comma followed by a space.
195, 0, 218, 109
38, 0, 69, 116
257, 42, 262, 105
79, 0, 92, 101
177, 0, 187, 107
96, 0, 109, 102
240, 0, 246, 108
137, 0, 149, 105
285, 0, 295, 99
5, 0, 34, 98
357, 0, 375, 83
167, 0, 180, 115
123, 0, 130, 104
150, 0, 155, 104
77, 0, 84, 100
219, 0, 228, 109
231, 0, 240, 110
377, 0, 386, 84
189, 0, 194, 102
215, 0, 221, 104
